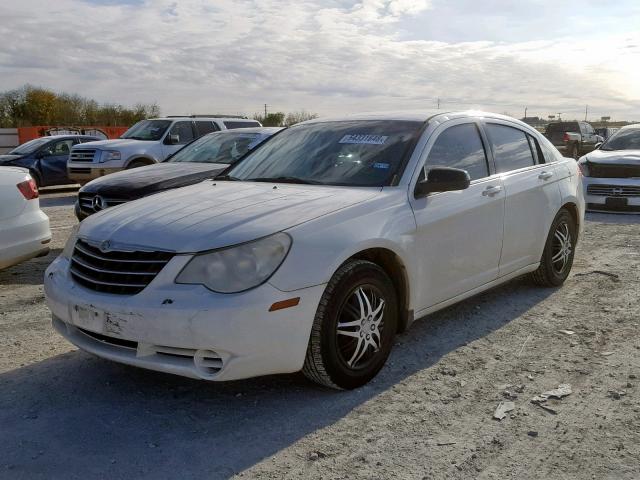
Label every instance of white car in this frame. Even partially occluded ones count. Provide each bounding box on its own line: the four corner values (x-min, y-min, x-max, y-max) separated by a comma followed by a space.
0, 167, 51, 270
578, 123, 640, 213
45, 111, 584, 389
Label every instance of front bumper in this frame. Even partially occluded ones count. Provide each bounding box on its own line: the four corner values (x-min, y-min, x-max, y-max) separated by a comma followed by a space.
44, 255, 326, 381
67, 164, 123, 182
583, 176, 640, 213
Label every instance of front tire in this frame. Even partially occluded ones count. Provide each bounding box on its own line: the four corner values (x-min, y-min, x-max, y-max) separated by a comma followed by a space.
530, 209, 576, 287
302, 260, 398, 390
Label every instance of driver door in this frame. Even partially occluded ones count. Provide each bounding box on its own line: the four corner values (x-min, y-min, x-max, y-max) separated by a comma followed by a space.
38, 138, 76, 186
409, 120, 505, 311
162, 121, 196, 157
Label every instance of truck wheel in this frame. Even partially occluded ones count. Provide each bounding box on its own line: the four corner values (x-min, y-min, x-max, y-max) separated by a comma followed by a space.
570, 144, 579, 159
127, 160, 148, 169
302, 260, 398, 390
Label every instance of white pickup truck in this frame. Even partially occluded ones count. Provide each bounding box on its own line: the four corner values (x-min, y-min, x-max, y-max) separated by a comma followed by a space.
67, 116, 261, 182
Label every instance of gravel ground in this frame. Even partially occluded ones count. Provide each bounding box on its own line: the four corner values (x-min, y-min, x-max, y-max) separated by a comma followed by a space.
0, 191, 639, 480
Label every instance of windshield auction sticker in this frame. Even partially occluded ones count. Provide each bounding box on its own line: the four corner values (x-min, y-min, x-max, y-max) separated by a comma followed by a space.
339, 134, 388, 145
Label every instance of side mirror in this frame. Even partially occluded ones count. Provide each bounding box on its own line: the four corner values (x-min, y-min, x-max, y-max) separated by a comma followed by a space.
594, 142, 603, 149
35, 151, 45, 159
414, 167, 471, 198
167, 134, 180, 145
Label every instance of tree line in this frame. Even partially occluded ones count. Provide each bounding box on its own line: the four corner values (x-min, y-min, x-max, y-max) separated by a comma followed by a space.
0, 84, 319, 128
0, 85, 160, 128
252, 110, 318, 127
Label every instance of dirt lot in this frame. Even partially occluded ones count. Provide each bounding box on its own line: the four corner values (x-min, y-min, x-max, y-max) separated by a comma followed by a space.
1, 190, 639, 480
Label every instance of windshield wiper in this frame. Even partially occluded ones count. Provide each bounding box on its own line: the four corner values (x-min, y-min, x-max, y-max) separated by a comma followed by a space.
250, 176, 324, 185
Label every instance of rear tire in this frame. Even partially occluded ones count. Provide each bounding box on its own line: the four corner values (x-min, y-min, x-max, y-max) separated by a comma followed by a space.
530, 208, 576, 287
302, 260, 398, 390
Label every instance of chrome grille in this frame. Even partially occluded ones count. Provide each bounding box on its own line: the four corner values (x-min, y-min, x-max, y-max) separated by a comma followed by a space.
70, 240, 174, 295
587, 184, 640, 197
588, 163, 640, 178
78, 192, 128, 215
69, 149, 97, 162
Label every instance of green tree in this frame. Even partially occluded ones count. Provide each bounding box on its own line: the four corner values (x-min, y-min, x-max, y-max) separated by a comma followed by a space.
285, 110, 318, 126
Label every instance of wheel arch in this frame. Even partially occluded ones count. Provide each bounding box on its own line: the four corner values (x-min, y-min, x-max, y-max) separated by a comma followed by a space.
344, 247, 412, 333
561, 201, 580, 240
124, 156, 156, 168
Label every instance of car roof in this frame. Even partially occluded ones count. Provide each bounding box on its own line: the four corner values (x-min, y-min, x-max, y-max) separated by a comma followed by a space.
299, 110, 535, 129
151, 117, 260, 122
619, 123, 640, 130
36, 135, 99, 140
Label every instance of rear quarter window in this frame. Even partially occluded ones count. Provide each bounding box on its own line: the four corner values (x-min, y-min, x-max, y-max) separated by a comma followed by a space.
485, 124, 536, 173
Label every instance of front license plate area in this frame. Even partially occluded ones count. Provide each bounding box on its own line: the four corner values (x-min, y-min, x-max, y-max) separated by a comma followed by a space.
71, 304, 105, 333
605, 197, 628, 209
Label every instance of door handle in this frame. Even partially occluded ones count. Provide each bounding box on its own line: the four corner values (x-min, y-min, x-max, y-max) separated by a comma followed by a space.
482, 185, 502, 196
538, 171, 554, 180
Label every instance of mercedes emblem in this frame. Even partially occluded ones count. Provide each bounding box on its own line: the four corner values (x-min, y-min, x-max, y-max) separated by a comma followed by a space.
92, 195, 108, 211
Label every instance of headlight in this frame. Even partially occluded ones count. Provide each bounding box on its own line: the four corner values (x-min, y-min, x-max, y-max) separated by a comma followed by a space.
578, 161, 590, 177
99, 150, 121, 163
175, 233, 291, 293
61, 224, 80, 259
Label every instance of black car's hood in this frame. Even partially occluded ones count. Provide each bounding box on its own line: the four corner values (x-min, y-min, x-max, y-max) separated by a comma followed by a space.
80, 162, 229, 199
0, 154, 22, 165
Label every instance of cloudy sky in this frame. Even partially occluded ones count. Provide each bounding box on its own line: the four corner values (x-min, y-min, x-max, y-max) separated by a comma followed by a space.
1, 0, 639, 120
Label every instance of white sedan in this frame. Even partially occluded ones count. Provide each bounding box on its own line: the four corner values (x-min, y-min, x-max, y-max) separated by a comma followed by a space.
44, 111, 584, 389
0, 167, 51, 270
578, 123, 640, 213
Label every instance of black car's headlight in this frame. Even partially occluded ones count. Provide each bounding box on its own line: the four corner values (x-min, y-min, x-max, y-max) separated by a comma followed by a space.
175, 233, 291, 293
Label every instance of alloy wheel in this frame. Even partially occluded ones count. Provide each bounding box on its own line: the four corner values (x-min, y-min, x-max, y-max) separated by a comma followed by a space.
335, 285, 386, 369
551, 221, 572, 275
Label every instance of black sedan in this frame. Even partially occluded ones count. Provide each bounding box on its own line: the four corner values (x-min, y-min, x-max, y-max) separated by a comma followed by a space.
75, 127, 282, 220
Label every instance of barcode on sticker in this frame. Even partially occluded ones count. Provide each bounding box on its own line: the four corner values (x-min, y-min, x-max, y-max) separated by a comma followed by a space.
339, 134, 388, 145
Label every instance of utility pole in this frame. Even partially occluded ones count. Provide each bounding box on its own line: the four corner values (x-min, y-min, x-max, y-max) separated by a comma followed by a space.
584, 105, 588, 121
437, 98, 440, 110
264, 104, 268, 118
524, 106, 528, 119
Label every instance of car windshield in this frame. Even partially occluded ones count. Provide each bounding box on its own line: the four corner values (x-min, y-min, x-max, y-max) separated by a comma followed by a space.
121, 120, 172, 141
228, 120, 422, 186
168, 132, 265, 164
600, 128, 640, 151
9, 137, 51, 155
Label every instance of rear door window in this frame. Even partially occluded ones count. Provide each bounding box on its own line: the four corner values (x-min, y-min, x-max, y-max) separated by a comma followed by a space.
485, 124, 536, 173
423, 123, 489, 181
195, 121, 219, 136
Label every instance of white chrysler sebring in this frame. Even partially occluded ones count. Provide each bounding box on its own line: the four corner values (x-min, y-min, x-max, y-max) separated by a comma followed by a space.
45, 111, 584, 389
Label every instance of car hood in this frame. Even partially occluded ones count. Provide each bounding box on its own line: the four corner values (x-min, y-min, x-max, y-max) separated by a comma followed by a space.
0, 154, 23, 164
77, 138, 153, 150
79, 181, 379, 253
584, 149, 640, 165
81, 162, 228, 198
